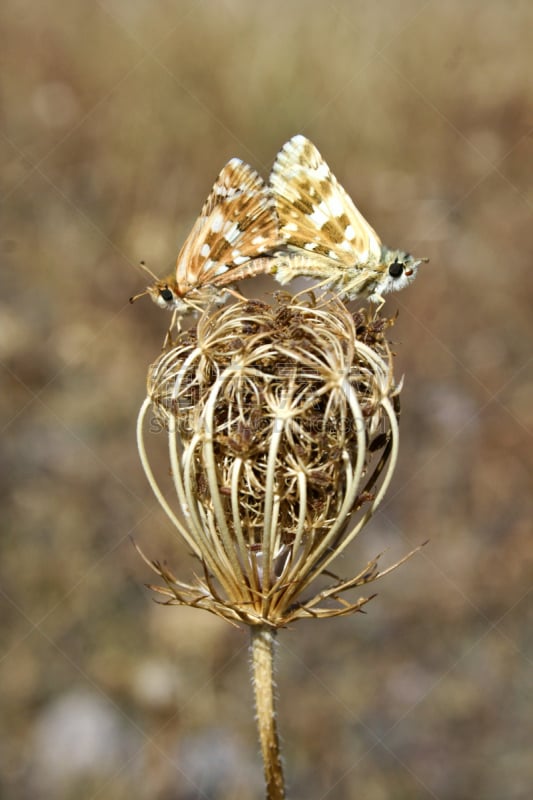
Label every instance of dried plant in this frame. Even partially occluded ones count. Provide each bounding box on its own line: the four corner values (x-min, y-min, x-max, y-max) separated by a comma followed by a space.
136, 293, 418, 799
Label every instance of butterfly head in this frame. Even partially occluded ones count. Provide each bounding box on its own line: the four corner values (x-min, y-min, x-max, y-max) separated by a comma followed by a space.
371, 250, 429, 300
129, 261, 186, 311
150, 281, 182, 310
129, 279, 182, 310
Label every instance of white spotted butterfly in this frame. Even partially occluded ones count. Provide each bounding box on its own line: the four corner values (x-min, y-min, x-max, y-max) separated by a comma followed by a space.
267, 135, 428, 304
130, 158, 282, 331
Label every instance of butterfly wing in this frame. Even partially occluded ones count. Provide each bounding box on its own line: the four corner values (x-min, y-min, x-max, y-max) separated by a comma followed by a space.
269, 135, 382, 267
175, 159, 281, 294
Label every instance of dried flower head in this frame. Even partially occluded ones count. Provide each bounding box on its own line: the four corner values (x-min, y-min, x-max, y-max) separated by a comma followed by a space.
137, 294, 410, 628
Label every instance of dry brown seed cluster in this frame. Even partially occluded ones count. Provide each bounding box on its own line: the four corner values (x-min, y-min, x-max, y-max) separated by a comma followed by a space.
137, 294, 406, 627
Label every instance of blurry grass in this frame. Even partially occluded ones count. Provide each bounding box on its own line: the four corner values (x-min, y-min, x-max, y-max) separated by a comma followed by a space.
1, 1, 532, 798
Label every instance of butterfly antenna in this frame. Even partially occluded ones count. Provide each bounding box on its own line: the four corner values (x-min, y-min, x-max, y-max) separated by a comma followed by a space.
129, 288, 150, 304
129, 260, 159, 304
138, 260, 159, 280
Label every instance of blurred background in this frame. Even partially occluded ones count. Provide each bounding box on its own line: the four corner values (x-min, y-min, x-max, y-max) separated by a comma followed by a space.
1, 1, 532, 798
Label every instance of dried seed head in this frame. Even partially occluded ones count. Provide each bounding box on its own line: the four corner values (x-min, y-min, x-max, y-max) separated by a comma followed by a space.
138, 295, 409, 627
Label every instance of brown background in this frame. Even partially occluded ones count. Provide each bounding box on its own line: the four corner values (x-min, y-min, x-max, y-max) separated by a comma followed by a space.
1, 2, 532, 798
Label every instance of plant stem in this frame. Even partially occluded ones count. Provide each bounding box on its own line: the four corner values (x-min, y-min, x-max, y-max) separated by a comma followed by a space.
250, 625, 285, 799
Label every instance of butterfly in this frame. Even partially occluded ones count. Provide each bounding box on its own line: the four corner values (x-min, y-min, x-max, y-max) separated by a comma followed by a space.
267, 135, 428, 305
130, 157, 282, 336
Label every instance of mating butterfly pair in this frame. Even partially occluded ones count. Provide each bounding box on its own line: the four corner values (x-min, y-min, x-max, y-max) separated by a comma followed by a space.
130, 136, 427, 329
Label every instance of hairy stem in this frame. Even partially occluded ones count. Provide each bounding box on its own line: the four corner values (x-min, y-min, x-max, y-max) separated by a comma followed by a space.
250, 626, 285, 799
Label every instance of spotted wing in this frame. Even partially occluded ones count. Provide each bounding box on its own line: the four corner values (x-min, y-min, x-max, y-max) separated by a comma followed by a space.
175, 159, 281, 295
269, 135, 382, 267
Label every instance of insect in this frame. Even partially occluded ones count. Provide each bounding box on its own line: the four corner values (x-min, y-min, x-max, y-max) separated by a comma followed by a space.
130, 158, 282, 339
267, 135, 428, 305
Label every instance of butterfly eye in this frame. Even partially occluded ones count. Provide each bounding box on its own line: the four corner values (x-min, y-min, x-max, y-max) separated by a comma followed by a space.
160, 288, 174, 302
388, 260, 404, 278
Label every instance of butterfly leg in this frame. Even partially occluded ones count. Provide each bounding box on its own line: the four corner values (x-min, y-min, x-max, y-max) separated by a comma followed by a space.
162, 326, 173, 350
328, 285, 352, 307
162, 309, 182, 349
226, 285, 247, 302
291, 276, 332, 303
373, 295, 386, 315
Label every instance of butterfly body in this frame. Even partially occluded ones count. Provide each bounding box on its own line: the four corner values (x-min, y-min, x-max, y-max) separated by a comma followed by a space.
268, 135, 427, 304
270, 245, 420, 303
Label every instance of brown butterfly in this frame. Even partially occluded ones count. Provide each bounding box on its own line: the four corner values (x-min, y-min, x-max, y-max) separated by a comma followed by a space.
267, 135, 428, 305
130, 158, 282, 334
